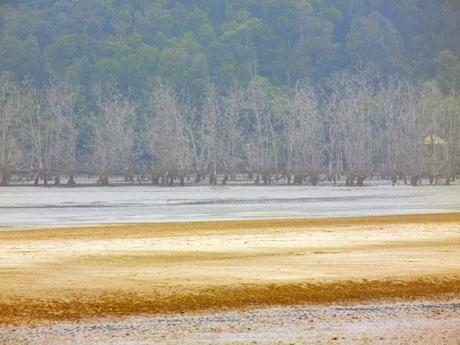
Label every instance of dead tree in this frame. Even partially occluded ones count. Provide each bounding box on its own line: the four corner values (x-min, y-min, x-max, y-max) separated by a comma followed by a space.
328, 75, 374, 186
22, 85, 55, 186
245, 82, 278, 185
201, 85, 222, 184
44, 79, 79, 186
282, 84, 323, 185
379, 79, 409, 184
443, 91, 460, 183
148, 83, 192, 185
93, 91, 135, 185
0, 74, 24, 186
219, 87, 246, 184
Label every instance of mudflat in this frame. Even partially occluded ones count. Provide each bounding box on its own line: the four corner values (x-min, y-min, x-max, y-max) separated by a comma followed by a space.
1, 213, 460, 325
3, 301, 460, 345
1, 184, 459, 227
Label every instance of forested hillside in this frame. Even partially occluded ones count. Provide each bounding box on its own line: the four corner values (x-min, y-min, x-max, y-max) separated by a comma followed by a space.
1, 0, 459, 93
0, 0, 459, 186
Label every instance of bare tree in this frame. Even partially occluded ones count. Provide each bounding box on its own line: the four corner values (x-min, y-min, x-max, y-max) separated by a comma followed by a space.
220, 87, 246, 184
201, 84, 222, 184
44, 79, 79, 185
2, 73, 459, 187
380, 81, 449, 186
413, 82, 450, 185
324, 88, 343, 184
93, 91, 136, 185
328, 75, 374, 186
379, 79, 408, 184
245, 82, 278, 184
443, 91, 460, 183
147, 83, 192, 186
282, 84, 323, 185
0, 74, 24, 185
21, 84, 56, 186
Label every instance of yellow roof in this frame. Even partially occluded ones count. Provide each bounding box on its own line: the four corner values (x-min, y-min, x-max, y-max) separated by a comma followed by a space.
423, 135, 447, 145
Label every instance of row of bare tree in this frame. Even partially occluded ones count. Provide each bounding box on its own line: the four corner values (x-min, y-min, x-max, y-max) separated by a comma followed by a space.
1, 73, 458, 186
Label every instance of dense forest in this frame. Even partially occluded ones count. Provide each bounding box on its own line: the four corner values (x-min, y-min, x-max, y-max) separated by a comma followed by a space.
1, 0, 460, 92
0, 0, 459, 186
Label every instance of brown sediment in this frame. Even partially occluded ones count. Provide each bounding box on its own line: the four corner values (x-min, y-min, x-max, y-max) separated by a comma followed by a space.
1, 212, 460, 325
1, 278, 460, 325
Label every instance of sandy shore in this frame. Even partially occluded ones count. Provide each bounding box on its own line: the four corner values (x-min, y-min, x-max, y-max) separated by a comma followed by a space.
1, 213, 460, 326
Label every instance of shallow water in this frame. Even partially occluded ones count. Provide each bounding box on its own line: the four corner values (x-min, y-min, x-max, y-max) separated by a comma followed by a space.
0, 184, 459, 227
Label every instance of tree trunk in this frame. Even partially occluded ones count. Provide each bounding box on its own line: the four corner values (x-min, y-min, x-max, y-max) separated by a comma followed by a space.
345, 175, 355, 186
410, 175, 419, 186
194, 171, 201, 183
293, 175, 303, 185
310, 175, 319, 186
263, 174, 269, 185
209, 171, 215, 184
391, 174, 397, 186
1, 158, 10, 185
67, 174, 76, 186
0, 170, 8, 186
356, 176, 366, 186
222, 173, 228, 185
162, 172, 169, 186
100, 175, 109, 186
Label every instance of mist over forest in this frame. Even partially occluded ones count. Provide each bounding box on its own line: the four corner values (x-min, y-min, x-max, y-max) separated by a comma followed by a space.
0, 0, 459, 186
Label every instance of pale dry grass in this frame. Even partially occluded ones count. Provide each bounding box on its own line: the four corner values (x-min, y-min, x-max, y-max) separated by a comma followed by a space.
0, 213, 459, 324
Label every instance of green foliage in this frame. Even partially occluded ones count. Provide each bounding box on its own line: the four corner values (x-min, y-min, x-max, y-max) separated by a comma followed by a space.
0, 0, 458, 96
346, 12, 403, 76
158, 33, 208, 93
434, 50, 460, 95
